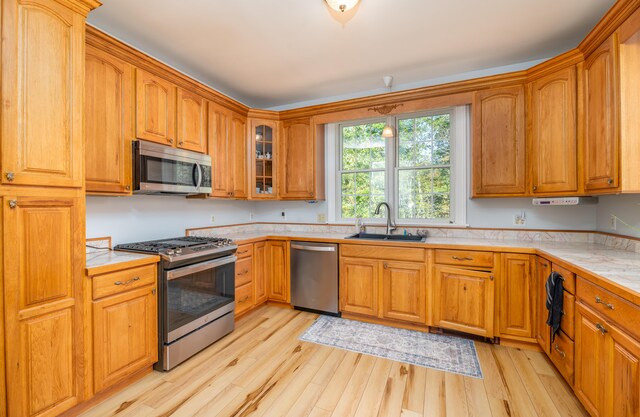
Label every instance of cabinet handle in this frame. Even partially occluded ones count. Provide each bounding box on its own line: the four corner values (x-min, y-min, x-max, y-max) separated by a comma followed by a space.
607, 178, 614, 185
125, 185, 131, 191
541, 262, 549, 268
178, 141, 184, 146
168, 138, 174, 145
237, 269, 249, 276
237, 250, 249, 255
552, 343, 566, 358
114, 276, 140, 286
383, 262, 388, 269
452, 256, 473, 261
596, 323, 608, 335
595, 296, 615, 310
489, 275, 494, 281
239, 296, 250, 302
532, 185, 537, 191
152, 288, 157, 295
5, 172, 14, 182
8, 200, 17, 209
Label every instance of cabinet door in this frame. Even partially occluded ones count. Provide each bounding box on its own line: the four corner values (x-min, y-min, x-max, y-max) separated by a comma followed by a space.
230, 112, 248, 199
530, 66, 578, 194
535, 258, 552, 354
433, 265, 494, 337
609, 324, 640, 417
85, 46, 133, 194
254, 242, 268, 305
93, 285, 157, 393
3, 195, 85, 416
266, 241, 289, 302
176, 88, 206, 153
575, 303, 608, 417
499, 254, 535, 338
135, 69, 176, 146
472, 85, 526, 196
279, 118, 315, 199
208, 103, 232, 197
1, 0, 84, 187
584, 35, 620, 191
250, 119, 278, 199
381, 261, 426, 324
340, 258, 379, 317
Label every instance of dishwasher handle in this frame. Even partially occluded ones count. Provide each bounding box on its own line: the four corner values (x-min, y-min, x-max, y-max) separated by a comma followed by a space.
291, 243, 336, 252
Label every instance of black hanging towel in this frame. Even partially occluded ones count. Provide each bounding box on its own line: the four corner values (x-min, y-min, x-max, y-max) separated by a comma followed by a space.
545, 271, 564, 340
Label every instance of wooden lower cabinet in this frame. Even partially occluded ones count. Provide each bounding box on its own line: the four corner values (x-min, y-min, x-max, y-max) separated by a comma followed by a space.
254, 242, 268, 305
340, 258, 379, 317
535, 257, 552, 353
381, 261, 426, 324
575, 302, 640, 417
433, 265, 495, 337
498, 254, 535, 339
266, 241, 289, 303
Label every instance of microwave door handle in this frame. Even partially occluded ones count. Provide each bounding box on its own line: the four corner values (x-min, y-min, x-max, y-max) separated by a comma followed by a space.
194, 161, 203, 189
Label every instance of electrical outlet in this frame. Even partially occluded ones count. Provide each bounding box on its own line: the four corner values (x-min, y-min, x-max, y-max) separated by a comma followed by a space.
210, 215, 215, 224
280, 209, 286, 220
513, 211, 526, 226
249, 212, 255, 220
317, 213, 327, 223
610, 214, 617, 231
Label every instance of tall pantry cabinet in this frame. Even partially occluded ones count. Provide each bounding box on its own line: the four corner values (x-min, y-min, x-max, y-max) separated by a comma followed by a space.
0, 0, 101, 416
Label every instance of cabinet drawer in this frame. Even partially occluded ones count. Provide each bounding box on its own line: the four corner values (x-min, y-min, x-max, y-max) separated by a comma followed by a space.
577, 277, 640, 340
235, 283, 254, 315
434, 249, 494, 268
552, 263, 576, 294
549, 330, 574, 385
93, 264, 156, 300
561, 291, 575, 340
235, 257, 253, 287
340, 244, 426, 262
236, 244, 253, 259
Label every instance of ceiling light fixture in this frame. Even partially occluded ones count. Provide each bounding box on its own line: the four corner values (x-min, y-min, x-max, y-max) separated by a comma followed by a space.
381, 76, 395, 138
325, 0, 360, 13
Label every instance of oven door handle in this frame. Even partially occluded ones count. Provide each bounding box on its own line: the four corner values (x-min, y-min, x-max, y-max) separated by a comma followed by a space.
166, 255, 237, 280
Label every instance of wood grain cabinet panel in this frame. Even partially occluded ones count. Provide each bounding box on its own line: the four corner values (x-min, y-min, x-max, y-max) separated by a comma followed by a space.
583, 35, 620, 192
529, 66, 578, 194
254, 242, 268, 305
209, 104, 247, 198
535, 257, 552, 353
381, 261, 426, 324
279, 118, 315, 199
1, 0, 85, 188
472, 85, 526, 196
266, 241, 289, 302
433, 265, 495, 337
3, 195, 85, 417
230, 113, 248, 199
249, 119, 278, 199
176, 88, 206, 153
575, 303, 608, 416
609, 325, 640, 417
92, 285, 157, 393
135, 69, 176, 146
340, 258, 379, 317
499, 254, 535, 339
85, 46, 133, 194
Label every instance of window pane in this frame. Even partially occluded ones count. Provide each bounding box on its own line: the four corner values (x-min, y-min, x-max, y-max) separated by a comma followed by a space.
340, 171, 385, 219
398, 114, 450, 168
341, 123, 386, 170
398, 168, 451, 220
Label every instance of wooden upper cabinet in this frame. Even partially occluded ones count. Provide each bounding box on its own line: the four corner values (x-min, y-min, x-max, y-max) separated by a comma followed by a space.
208, 103, 247, 198
250, 119, 278, 199
135, 68, 176, 146
230, 113, 248, 198
583, 35, 620, 192
529, 66, 578, 195
85, 46, 133, 195
176, 88, 206, 153
472, 85, 526, 196
499, 254, 535, 339
279, 118, 325, 200
1, 0, 85, 188
3, 194, 85, 416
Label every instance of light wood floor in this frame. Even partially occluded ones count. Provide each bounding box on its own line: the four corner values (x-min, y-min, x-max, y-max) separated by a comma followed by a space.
81, 306, 589, 417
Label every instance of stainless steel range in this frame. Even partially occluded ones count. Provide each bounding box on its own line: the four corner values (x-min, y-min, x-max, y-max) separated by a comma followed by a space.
115, 236, 237, 370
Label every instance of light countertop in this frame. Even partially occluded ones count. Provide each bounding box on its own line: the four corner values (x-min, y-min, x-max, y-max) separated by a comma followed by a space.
86, 250, 160, 276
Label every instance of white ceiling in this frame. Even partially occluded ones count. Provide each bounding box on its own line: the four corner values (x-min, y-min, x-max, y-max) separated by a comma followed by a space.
87, 0, 615, 109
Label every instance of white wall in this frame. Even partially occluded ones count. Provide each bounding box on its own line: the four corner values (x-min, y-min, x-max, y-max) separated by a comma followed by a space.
595, 194, 640, 238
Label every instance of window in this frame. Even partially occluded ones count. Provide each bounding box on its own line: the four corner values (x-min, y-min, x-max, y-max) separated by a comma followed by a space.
332, 106, 467, 225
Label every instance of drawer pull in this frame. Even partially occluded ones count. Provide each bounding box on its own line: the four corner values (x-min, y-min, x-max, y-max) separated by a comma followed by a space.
237, 269, 249, 276
114, 276, 140, 286
383, 262, 388, 269
596, 323, 608, 335
237, 250, 249, 255
595, 296, 615, 310
552, 343, 566, 358
452, 256, 473, 261
239, 296, 250, 303
489, 275, 494, 281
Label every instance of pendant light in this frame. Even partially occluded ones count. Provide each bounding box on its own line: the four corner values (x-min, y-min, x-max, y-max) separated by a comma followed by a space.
325, 0, 360, 13
381, 76, 395, 138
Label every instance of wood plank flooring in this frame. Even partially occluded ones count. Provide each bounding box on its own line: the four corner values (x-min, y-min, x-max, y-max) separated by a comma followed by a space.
81, 306, 589, 417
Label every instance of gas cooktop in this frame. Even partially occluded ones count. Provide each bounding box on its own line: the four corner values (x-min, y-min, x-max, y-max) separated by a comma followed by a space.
114, 236, 237, 264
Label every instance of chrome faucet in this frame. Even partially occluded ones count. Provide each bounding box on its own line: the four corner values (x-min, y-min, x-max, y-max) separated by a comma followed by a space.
374, 202, 397, 236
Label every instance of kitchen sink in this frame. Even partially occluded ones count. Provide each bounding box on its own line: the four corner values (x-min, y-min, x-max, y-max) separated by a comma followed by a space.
345, 233, 427, 243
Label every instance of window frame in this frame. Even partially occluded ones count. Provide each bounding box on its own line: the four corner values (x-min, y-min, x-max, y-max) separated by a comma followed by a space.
330, 105, 468, 226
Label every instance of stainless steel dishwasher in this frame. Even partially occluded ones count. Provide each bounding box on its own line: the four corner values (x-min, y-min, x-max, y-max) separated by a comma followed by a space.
290, 241, 339, 316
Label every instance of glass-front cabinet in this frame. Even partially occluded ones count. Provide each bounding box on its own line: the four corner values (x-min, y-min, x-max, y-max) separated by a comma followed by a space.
250, 119, 278, 199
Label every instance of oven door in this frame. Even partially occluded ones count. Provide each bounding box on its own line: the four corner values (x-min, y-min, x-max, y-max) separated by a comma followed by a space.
134, 139, 212, 194
163, 255, 235, 343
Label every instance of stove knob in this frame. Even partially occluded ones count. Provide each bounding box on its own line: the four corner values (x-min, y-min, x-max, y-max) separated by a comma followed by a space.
176, 248, 182, 254
166, 249, 175, 256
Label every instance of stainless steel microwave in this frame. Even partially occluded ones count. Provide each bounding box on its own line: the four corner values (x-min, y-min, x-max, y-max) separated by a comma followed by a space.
133, 140, 212, 195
